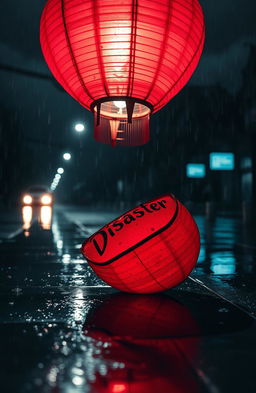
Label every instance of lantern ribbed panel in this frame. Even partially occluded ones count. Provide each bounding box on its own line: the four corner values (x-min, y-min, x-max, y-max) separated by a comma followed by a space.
40, 0, 205, 112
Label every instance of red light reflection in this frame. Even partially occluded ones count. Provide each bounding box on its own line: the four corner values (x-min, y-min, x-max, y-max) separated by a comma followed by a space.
111, 383, 128, 393
83, 293, 201, 393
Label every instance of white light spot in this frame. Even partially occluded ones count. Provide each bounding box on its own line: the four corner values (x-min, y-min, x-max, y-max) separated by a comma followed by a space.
75, 123, 85, 132
72, 376, 84, 386
63, 153, 71, 160
113, 101, 126, 109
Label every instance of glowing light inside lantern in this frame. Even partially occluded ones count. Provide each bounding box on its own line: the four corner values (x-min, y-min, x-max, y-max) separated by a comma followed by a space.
111, 25, 131, 78
113, 101, 126, 109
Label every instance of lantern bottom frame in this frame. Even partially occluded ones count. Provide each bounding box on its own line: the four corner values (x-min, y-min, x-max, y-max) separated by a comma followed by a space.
91, 97, 153, 147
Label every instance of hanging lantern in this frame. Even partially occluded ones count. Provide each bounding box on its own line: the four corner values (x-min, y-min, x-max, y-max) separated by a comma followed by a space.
81, 194, 200, 293
40, 0, 205, 146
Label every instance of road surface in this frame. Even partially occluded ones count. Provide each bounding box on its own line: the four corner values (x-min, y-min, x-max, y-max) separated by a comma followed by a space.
0, 205, 255, 393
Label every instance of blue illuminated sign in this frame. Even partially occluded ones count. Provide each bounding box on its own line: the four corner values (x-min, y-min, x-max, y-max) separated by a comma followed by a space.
186, 164, 206, 178
210, 153, 234, 170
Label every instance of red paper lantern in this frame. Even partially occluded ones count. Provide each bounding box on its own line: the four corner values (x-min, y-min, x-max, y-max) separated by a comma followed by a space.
40, 0, 205, 146
81, 194, 200, 293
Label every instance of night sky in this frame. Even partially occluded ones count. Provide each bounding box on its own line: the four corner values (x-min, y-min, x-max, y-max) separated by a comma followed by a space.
0, 0, 256, 204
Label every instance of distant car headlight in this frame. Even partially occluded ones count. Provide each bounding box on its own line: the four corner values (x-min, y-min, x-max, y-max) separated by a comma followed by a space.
23, 195, 32, 204
41, 194, 52, 205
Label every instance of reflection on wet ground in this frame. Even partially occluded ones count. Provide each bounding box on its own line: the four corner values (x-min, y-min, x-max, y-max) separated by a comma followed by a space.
22, 206, 52, 234
0, 207, 256, 393
193, 216, 256, 315
82, 292, 253, 393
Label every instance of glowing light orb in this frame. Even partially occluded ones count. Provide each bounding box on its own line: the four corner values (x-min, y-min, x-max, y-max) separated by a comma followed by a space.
63, 153, 71, 161
41, 194, 52, 205
23, 195, 32, 205
75, 123, 85, 132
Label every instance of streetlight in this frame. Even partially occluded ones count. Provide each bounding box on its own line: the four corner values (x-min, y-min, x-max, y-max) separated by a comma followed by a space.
57, 167, 64, 174
63, 152, 71, 161
74, 123, 85, 132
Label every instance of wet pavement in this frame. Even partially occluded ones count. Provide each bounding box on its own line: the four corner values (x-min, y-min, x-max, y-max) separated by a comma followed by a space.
0, 205, 256, 393
193, 215, 256, 317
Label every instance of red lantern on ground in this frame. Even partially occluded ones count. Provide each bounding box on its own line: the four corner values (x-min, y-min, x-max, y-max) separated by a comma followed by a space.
40, 0, 205, 146
81, 194, 200, 293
